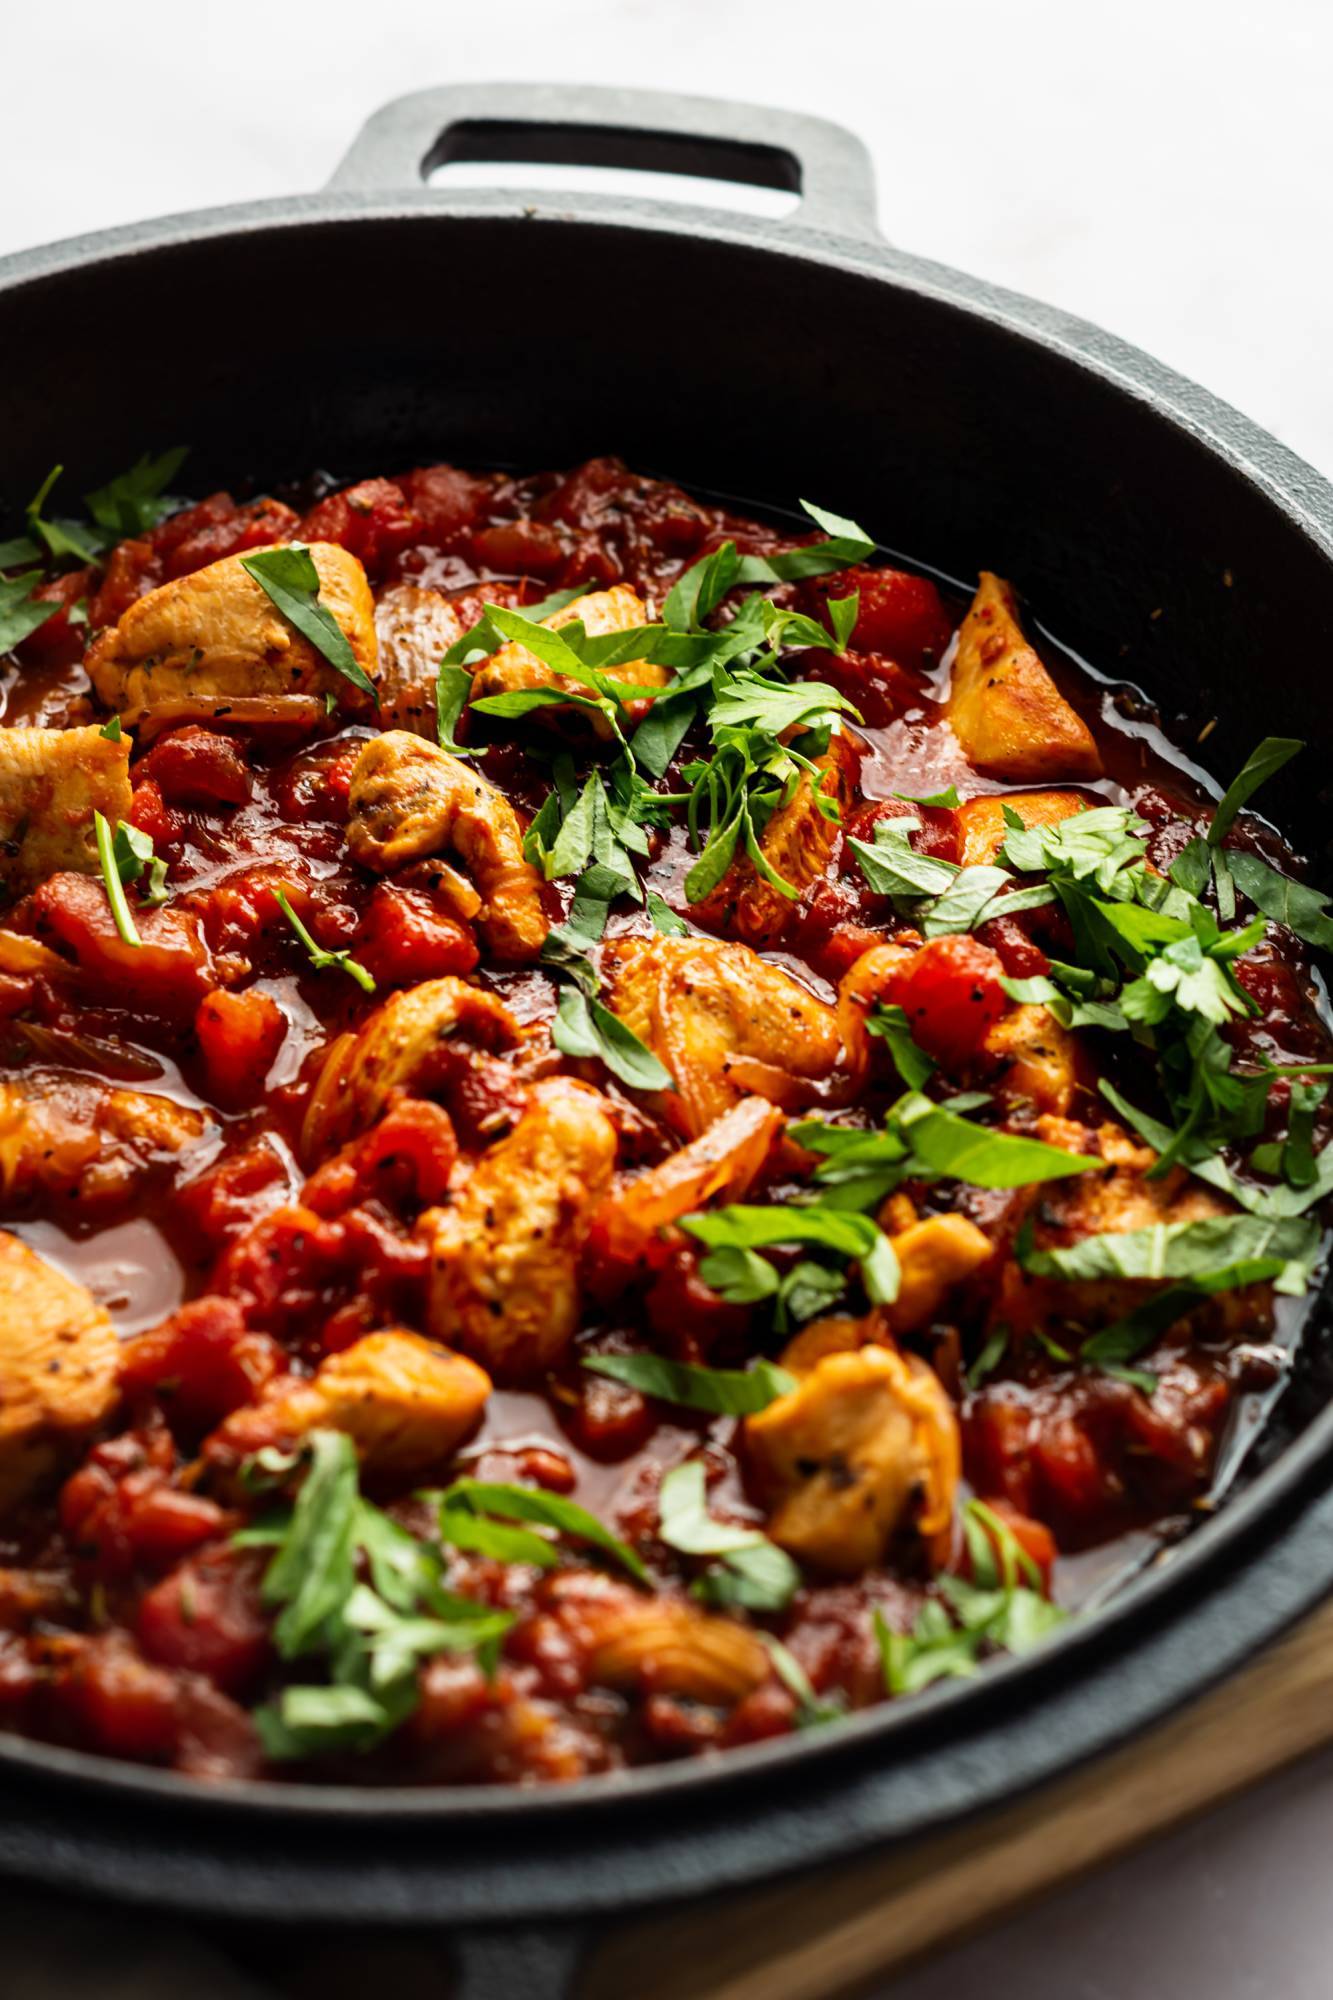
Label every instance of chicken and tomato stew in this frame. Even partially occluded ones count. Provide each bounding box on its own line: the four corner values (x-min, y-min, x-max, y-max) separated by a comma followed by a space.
0, 453, 1327, 1783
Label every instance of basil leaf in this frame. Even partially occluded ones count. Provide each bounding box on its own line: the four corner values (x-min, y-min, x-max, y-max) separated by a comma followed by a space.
0, 570, 60, 653
1170, 834, 1214, 900
866, 1003, 936, 1089
583, 1351, 796, 1415
1079, 1261, 1285, 1371
1017, 1210, 1321, 1296
658, 1461, 800, 1611
646, 888, 689, 935
664, 541, 743, 631
435, 661, 475, 754
24, 464, 103, 564
894, 784, 961, 809
631, 688, 701, 778
275, 887, 376, 994
437, 1503, 562, 1569
553, 985, 674, 1092
966, 1325, 1009, 1389
432, 1478, 648, 1584
0, 534, 41, 569
1209, 737, 1302, 846
759, 1634, 845, 1727
848, 820, 960, 899
85, 446, 188, 537
241, 544, 376, 699
684, 1202, 899, 1305
1226, 850, 1333, 951
897, 1096, 1097, 1189
694, 1243, 783, 1304
259, 1430, 361, 1658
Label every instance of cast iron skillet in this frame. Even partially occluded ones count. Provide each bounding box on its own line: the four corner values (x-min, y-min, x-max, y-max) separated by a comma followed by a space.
3, 82, 1333, 1998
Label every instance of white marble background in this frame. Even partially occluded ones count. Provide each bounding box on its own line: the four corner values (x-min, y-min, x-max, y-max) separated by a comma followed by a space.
3, 2, 1333, 1994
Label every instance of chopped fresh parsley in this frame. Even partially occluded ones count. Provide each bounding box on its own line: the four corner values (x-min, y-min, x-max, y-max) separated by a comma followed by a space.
274, 888, 375, 994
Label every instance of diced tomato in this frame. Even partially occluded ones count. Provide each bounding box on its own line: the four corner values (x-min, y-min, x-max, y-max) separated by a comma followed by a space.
136, 726, 252, 808
31, 871, 214, 1019
170, 1143, 293, 1258
303, 1099, 459, 1216
297, 478, 418, 577
470, 518, 570, 579
87, 536, 159, 626
126, 776, 181, 846
160, 494, 301, 579
118, 1295, 283, 1429
884, 934, 1008, 1071
965, 1497, 1057, 1590
975, 913, 1051, 980
66, 1635, 181, 1761
194, 987, 286, 1107
354, 884, 479, 987
138, 1547, 270, 1696
14, 566, 94, 667
801, 565, 954, 665
398, 463, 491, 546
645, 1245, 751, 1357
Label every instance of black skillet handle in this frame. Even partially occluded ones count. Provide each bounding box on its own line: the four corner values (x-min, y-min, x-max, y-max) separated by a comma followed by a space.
327, 81, 880, 242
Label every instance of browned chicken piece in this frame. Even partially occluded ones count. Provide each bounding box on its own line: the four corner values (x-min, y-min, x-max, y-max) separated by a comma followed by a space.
947, 573, 1101, 781
470, 583, 668, 734
207, 1329, 491, 1482
0, 1231, 119, 1514
745, 1314, 960, 1572
420, 1077, 618, 1380
374, 581, 473, 735
85, 541, 378, 730
994, 1118, 1251, 1340
953, 788, 1088, 866
0, 725, 131, 896
602, 934, 844, 1138
565, 1578, 771, 1704
0, 1069, 210, 1212
691, 732, 858, 948
592, 1095, 785, 1267
346, 732, 548, 961
886, 1211, 994, 1334
981, 1003, 1083, 1117
301, 976, 524, 1161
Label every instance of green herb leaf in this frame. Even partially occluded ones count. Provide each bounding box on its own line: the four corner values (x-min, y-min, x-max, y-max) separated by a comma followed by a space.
658, 1460, 800, 1611
1226, 850, 1333, 951
1018, 1210, 1321, 1296
759, 1634, 845, 1727
684, 1201, 899, 1305
435, 662, 475, 755
1208, 737, 1303, 846
866, 1003, 936, 1089
894, 784, 962, 809
645, 888, 689, 935
275, 887, 375, 993
552, 985, 674, 1092
965, 1325, 1009, 1389
241, 544, 376, 700
93, 809, 142, 948
0, 570, 60, 653
85, 447, 188, 537
431, 1478, 648, 1584
848, 818, 960, 899
582, 1351, 796, 1415
895, 1094, 1098, 1190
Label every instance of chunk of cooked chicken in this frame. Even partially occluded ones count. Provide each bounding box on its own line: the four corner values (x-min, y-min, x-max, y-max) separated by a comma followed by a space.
953, 788, 1087, 866
470, 584, 668, 734
207, 1329, 490, 1482
745, 1315, 960, 1572
374, 581, 472, 735
0, 725, 131, 896
0, 1070, 209, 1212
86, 541, 377, 730
346, 732, 548, 961
947, 574, 1101, 781
591, 1095, 784, 1268
301, 976, 523, 1161
602, 935, 844, 1138
691, 733, 858, 948
575, 1584, 770, 1704
887, 1212, 994, 1333
981, 1002, 1083, 1116
0, 1231, 119, 1513
420, 1077, 618, 1380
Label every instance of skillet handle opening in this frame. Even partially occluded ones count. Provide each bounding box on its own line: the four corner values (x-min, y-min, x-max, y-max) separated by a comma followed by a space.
328, 82, 880, 241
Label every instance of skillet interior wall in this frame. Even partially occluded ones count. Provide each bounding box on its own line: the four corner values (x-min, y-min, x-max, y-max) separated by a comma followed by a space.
3, 210, 1333, 865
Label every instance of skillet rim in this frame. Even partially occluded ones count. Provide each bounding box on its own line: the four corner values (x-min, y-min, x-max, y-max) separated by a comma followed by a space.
0, 186, 1331, 1870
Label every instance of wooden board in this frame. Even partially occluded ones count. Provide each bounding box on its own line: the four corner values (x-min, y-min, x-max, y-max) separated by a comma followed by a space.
581, 1594, 1333, 2000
